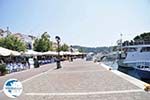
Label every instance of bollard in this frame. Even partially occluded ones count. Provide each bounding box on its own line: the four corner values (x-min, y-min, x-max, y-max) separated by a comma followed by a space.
144, 84, 150, 91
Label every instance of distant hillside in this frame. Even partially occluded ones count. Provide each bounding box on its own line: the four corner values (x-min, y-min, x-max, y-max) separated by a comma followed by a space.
72, 45, 112, 53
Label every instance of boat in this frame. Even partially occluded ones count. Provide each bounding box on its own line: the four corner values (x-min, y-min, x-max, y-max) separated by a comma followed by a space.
86, 52, 94, 61
135, 65, 150, 79
117, 44, 150, 71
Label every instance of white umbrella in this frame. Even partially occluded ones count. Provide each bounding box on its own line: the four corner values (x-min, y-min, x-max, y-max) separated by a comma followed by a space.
64, 51, 72, 55
60, 51, 66, 56
11, 51, 21, 56
72, 52, 83, 56
0, 47, 11, 56
24, 50, 41, 56
0, 47, 20, 56
42, 51, 57, 56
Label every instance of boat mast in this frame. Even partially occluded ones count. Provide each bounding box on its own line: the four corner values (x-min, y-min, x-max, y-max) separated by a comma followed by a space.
120, 33, 123, 52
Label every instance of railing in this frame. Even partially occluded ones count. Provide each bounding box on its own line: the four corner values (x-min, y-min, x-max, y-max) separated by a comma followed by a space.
135, 60, 150, 68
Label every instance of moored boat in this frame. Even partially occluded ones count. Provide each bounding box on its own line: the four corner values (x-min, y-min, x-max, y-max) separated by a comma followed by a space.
135, 66, 150, 79
117, 45, 150, 70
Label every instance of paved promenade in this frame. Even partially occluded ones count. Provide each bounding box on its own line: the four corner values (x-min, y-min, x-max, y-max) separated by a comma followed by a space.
0, 59, 150, 100
0, 63, 56, 90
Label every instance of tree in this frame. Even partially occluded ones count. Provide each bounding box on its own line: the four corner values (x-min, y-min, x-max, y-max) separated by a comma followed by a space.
60, 43, 69, 51
0, 34, 26, 52
122, 40, 130, 46
134, 32, 150, 41
33, 32, 52, 52
134, 35, 141, 41
49, 41, 53, 51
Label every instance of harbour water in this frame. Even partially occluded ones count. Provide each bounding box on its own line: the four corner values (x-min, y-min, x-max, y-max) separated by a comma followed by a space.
102, 60, 150, 83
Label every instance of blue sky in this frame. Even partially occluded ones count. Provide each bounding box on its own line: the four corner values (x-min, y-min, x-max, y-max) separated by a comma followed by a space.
0, 0, 150, 47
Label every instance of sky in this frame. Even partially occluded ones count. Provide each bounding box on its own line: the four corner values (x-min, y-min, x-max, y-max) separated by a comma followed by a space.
0, 0, 150, 47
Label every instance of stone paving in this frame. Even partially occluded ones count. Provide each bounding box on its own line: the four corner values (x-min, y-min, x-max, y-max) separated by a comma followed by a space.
0, 63, 56, 90
0, 59, 150, 100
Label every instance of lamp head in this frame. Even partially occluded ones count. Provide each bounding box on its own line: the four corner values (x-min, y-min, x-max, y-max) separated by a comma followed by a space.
55, 36, 61, 42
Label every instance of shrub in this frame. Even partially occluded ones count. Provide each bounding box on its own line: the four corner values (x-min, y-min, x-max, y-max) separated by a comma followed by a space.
0, 64, 7, 76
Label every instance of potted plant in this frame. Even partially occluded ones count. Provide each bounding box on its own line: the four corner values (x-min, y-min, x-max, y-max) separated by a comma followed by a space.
0, 64, 7, 76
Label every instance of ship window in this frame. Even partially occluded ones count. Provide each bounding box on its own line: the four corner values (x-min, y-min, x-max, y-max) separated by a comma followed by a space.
141, 47, 150, 52
126, 48, 137, 52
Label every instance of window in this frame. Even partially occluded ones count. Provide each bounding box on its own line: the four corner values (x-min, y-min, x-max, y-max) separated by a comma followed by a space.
126, 48, 137, 52
141, 47, 150, 52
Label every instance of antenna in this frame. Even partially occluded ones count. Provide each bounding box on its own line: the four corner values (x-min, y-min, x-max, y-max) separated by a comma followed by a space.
6, 27, 9, 35
7, 27, 9, 31
120, 33, 123, 52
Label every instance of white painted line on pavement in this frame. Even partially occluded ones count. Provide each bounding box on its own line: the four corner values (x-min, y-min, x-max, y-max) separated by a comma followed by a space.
22, 72, 46, 83
112, 70, 147, 90
100, 63, 147, 90
0, 68, 55, 93
22, 67, 55, 83
49, 70, 106, 74
25, 89, 144, 96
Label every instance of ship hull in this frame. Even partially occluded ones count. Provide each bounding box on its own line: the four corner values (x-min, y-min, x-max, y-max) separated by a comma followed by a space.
135, 68, 150, 79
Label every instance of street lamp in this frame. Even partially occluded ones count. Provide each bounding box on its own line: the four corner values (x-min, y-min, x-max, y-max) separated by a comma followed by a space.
70, 45, 73, 62
55, 36, 61, 69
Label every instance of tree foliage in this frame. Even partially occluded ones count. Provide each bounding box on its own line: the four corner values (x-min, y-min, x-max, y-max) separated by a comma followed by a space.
0, 34, 26, 52
122, 32, 150, 46
33, 32, 53, 52
72, 45, 110, 53
134, 32, 150, 41
60, 43, 69, 51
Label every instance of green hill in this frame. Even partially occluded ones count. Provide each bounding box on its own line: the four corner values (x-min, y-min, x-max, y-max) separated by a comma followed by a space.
72, 45, 112, 53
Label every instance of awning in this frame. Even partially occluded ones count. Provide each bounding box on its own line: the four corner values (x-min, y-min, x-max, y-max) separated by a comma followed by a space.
23, 50, 42, 56
0, 47, 20, 56
42, 51, 57, 56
